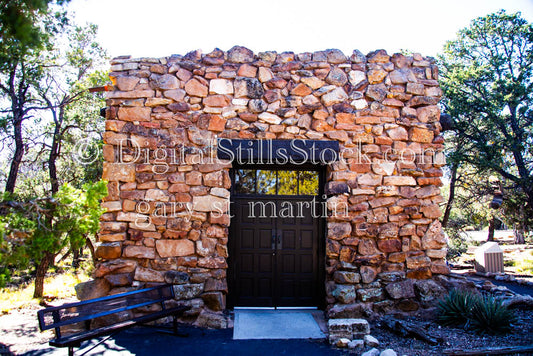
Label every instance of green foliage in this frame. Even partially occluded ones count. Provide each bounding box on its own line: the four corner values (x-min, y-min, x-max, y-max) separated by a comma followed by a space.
1, 18, 108, 195
0, 181, 107, 290
469, 295, 516, 334
439, 10, 533, 232
444, 228, 468, 261
0, 6, 70, 195
437, 289, 478, 327
33, 22, 107, 192
0, 0, 69, 62
0, 1, 107, 295
438, 289, 516, 334
0, 270, 8, 288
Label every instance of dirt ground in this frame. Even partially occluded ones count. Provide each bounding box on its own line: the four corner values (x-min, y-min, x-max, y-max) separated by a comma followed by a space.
369, 309, 533, 356
0, 305, 54, 355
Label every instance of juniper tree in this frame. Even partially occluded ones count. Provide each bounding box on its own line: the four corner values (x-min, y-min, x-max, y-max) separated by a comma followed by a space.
440, 11, 533, 243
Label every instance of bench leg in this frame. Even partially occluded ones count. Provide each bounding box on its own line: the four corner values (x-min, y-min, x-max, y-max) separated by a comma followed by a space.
69, 346, 74, 356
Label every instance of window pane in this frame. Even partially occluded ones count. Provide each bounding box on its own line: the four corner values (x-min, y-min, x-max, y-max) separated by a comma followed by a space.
299, 171, 319, 195
235, 169, 256, 194
257, 170, 277, 195
278, 170, 298, 195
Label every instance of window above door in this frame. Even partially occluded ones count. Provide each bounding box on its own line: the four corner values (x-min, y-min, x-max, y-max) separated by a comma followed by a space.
234, 169, 319, 196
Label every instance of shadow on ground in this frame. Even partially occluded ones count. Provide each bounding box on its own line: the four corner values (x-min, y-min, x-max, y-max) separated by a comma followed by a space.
22, 325, 346, 356
1, 343, 14, 356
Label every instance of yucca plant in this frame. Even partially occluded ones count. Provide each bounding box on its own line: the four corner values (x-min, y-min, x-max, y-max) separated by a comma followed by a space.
437, 289, 516, 335
437, 289, 478, 328
469, 295, 517, 335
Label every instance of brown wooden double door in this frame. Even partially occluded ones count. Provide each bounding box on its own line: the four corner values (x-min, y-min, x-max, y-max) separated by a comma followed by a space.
229, 196, 321, 307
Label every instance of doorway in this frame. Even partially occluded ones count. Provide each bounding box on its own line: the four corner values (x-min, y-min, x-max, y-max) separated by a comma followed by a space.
228, 168, 325, 308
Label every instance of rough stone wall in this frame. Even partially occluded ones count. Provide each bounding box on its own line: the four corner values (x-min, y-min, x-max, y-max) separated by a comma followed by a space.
95, 46, 449, 325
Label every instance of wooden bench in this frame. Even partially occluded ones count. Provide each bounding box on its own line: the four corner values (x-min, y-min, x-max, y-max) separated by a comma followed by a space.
37, 284, 190, 356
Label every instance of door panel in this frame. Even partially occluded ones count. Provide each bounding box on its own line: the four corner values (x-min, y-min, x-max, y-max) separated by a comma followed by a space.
232, 200, 276, 307
276, 199, 318, 307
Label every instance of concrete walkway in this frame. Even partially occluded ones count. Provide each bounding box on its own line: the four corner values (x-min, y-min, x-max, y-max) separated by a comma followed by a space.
233, 309, 326, 340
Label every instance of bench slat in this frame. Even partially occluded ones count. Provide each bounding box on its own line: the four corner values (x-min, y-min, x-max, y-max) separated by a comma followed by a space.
49, 306, 189, 347
39, 296, 171, 331
38, 284, 171, 315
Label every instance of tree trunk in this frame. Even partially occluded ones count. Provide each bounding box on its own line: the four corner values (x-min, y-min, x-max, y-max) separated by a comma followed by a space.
442, 163, 458, 228
72, 248, 80, 269
514, 227, 525, 244
57, 249, 72, 263
5, 116, 24, 194
4, 63, 27, 195
487, 215, 495, 242
85, 236, 96, 264
514, 221, 525, 244
48, 105, 63, 194
514, 205, 526, 244
33, 251, 55, 298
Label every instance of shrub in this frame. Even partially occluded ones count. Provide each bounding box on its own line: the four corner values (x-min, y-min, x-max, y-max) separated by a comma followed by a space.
0, 268, 9, 288
503, 259, 515, 267
469, 295, 516, 334
437, 289, 477, 327
445, 229, 468, 261
437, 289, 516, 335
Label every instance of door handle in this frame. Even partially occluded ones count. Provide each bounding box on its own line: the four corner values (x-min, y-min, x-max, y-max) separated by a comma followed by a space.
271, 229, 276, 251
277, 231, 282, 249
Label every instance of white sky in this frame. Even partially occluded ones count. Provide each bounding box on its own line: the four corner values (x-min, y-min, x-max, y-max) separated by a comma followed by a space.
68, 0, 533, 59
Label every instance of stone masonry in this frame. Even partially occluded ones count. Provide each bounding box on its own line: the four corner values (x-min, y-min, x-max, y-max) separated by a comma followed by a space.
94, 46, 449, 327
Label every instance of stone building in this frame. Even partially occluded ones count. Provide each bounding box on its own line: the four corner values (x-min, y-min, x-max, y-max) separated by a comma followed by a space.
94, 46, 449, 327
